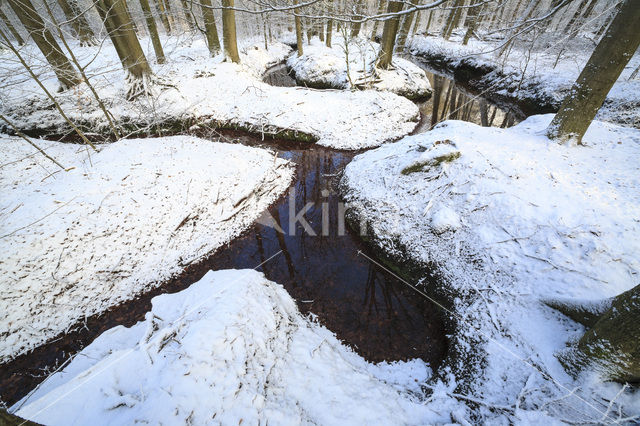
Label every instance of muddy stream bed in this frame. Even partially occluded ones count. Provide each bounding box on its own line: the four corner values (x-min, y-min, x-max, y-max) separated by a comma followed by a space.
0, 60, 523, 406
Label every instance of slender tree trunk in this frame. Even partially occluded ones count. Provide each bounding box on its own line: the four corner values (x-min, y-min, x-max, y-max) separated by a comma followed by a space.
221, 0, 239, 63
376, 0, 403, 69
442, 0, 464, 40
547, 0, 640, 145
95, 0, 154, 99
179, 0, 196, 31
350, 0, 363, 38
200, 0, 221, 56
396, 1, 418, 51
154, 0, 171, 33
424, 10, 432, 34
0, 7, 24, 45
161, 0, 174, 30
325, 0, 333, 47
56, 0, 96, 45
139, 0, 165, 63
369, 0, 386, 40
462, 2, 483, 45
294, 0, 303, 56
6, 0, 80, 89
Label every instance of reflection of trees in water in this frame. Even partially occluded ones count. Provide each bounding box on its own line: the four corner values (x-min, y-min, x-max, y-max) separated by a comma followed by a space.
420, 70, 517, 131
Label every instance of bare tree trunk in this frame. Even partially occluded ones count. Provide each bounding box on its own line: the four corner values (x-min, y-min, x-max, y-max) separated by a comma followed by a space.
376, 0, 403, 69
200, 0, 221, 56
154, 0, 171, 33
396, 1, 419, 51
350, 0, 363, 38
221, 0, 239, 63
95, 0, 154, 99
0, 7, 24, 45
56, 0, 96, 45
462, 2, 483, 45
179, 0, 196, 31
294, 0, 303, 56
139, 0, 166, 63
161, 0, 175, 31
325, 0, 333, 47
441, 0, 464, 40
369, 0, 386, 40
6, 0, 80, 89
547, 0, 640, 145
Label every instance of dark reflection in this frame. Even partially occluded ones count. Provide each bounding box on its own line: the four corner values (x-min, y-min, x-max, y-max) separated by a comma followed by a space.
206, 136, 447, 364
263, 64, 296, 87
414, 66, 520, 132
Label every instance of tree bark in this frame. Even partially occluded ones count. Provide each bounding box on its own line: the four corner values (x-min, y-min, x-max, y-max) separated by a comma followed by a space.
294, 0, 303, 56
376, 0, 403, 69
369, 0, 386, 40
154, 0, 171, 33
396, 1, 418, 51
138, 0, 166, 63
6, 0, 80, 89
557, 284, 640, 383
179, 0, 196, 31
547, 0, 640, 145
441, 0, 464, 40
462, 2, 483, 45
350, 0, 363, 38
56, 0, 96, 45
200, 0, 221, 56
95, 0, 154, 99
325, 0, 333, 47
0, 6, 24, 45
221, 0, 239, 63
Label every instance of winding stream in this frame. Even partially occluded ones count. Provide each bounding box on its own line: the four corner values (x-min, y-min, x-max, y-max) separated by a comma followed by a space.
0, 58, 523, 406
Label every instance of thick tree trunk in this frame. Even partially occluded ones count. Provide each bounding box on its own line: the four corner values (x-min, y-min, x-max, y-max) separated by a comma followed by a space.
95, 0, 154, 99
294, 0, 303, 56
221, 0, 239, 63
200, 0, 220, 56
557, 284, 640, 383
7, 0, 80, 89
56, 0, 96, 45
138, 0, 165, 63
376, 0, 403, 69
0, 7, 24, 45
547, 0, 640, 145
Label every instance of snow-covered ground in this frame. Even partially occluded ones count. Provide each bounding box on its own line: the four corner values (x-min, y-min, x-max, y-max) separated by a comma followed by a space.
408, 33, 640, 128
341, 115, 640, 423
0, 134, 294, 362
11, 269, 462, 425
286, 36, 432, 100
0, 36, 419, 149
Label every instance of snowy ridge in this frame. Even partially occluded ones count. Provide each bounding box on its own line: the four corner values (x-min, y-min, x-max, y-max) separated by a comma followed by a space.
0, 135, 294, 362
0, 37, 419, 150
341, 115, 640, 422
13, 269, 452, 425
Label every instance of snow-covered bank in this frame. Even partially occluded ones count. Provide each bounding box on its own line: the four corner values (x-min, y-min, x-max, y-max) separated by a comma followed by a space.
286, 36, 432, 100
0, 37, 419, 149
408, 34, 640, 127
12, 269, 455, 425
341, 115, 640, 422
0, 135, 294, 362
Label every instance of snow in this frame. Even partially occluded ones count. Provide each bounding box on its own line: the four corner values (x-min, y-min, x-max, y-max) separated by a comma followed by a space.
408, 34, 640, 128
0, 36, 420, 150
12, 269, 452, 425
0, 134, 294, 362
340, 115, 640, 422
286, 36, 432, 100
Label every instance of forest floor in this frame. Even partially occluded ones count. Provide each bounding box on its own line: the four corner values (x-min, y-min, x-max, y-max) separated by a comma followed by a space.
3, 31, 640, 425
0, 36, 418, 149
408, 32, 640, 126
341, 114, 640, 423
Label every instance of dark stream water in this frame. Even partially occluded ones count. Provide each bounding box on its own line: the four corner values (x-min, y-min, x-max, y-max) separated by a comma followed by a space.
0, 60, 522, 406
